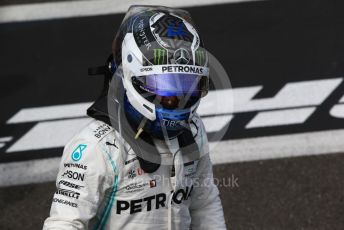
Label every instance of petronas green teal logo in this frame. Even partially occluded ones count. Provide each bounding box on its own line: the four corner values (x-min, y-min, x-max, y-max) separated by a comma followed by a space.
196, 50, 205, 66
153, 49, 166, 65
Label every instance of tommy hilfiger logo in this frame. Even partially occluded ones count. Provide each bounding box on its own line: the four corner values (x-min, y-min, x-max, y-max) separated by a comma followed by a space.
149, 179, 156, 188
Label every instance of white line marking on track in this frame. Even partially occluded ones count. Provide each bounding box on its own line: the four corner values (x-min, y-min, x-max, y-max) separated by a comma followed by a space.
0, 136, 13, 142
340, 95, 344, 103
202, 115, 234, 133
330, 104, 344, 118
1, 129, 344, 187
7, 103, 91, 124
231, 78, 342, 113
0, 143, 5, 149
210, 129, 344, 164
0, 157, 60, 187
246, 107, 316, 128
6, 118, 92, 152
0, 0, 263, 24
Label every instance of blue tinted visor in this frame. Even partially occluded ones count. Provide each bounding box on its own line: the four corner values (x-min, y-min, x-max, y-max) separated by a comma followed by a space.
133, 73, 209, 97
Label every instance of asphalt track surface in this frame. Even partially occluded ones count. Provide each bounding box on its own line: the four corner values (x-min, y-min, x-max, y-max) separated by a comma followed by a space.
1, 0, 344, 229
0, 0, 75, 6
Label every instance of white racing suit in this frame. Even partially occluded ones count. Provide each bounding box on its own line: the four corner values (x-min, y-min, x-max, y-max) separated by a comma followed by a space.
43, 117, 226, 230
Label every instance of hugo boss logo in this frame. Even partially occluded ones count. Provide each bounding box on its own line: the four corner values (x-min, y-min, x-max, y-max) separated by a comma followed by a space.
93, 124, 111, 139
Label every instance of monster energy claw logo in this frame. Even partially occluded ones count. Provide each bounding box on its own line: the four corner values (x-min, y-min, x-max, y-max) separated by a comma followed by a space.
153, 49, 166, 65
196, 50, 205, 66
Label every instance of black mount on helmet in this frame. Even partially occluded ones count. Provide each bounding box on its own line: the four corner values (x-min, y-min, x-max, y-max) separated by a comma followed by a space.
88, 54, 115, 78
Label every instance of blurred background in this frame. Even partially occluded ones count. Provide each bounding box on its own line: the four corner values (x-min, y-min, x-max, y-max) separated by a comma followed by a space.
0, 0, 344, 229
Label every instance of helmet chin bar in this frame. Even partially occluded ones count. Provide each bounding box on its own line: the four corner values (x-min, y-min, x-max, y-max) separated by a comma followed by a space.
122, 33, 157, 121
125, 76, 157, 121
121, 34, 155, 139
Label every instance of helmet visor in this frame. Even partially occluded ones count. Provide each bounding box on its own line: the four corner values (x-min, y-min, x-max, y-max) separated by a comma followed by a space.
132, 73, 209, 97
132, 73, 208, 109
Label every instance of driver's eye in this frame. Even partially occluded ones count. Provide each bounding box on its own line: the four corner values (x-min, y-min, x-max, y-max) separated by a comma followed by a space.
159, 96, 180, 109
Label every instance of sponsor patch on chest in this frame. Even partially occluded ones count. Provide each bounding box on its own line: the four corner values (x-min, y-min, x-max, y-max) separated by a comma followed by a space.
184, 161, 198, 177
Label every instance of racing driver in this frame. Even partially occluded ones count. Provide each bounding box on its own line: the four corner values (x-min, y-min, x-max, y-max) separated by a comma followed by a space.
43, 5, 227, 230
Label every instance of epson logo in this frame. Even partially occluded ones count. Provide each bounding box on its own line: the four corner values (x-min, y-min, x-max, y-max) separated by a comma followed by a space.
161, 65, 204, 74
140, 67, 153, 72
61, 170, 85, 182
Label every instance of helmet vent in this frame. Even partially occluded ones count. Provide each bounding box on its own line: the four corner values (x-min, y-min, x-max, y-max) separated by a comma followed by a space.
143, 104, 153, 113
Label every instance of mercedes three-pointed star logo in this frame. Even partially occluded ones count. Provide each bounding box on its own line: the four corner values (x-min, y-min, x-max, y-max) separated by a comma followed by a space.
174, 48, 191, 64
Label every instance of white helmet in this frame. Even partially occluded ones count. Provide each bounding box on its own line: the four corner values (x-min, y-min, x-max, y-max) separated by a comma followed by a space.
112, 5, 209, 139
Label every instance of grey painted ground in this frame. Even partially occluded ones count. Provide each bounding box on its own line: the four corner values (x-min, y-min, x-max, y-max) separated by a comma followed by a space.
1, 153, 343, 230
